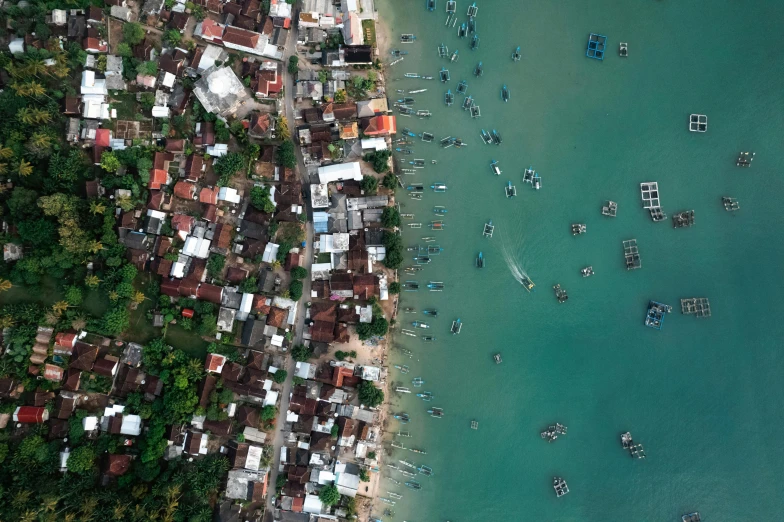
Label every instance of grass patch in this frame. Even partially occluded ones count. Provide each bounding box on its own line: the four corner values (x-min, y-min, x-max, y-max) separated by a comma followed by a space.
362, 20, 376, 48
110, 93, 138, 121
317, 252, 332, 263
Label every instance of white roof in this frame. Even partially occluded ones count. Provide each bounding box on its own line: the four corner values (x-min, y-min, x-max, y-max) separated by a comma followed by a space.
236, 293, 253, 321
183, 236, 211, 258
83, 416, 99, 430
206, 144, 228, 157
120, 414, 143, 436
361, 138, 387, 151
9, 38, 24, 54
218, 186, 241, 204
310, 184, 330, 208
262, 242, 280, 263
361, 365, 380, 381
52, 9, 67, 24
162, 71, 176, 88
318, 161, 362, 184
151, 106, 171, 118
294, 361, 312, 379
315, 469, 335, 485
245, 445, 263, 471
270, 334, 284, 347
303, 495, 323, 514
81, 71, 108, 95
263, 390, 279, 407
59, 450, 70, 470
345, 0, 357, 12
147, 209, 166, 220
311, 262, 331, 280
198, 45, 226, 72
82, 97, 110, 119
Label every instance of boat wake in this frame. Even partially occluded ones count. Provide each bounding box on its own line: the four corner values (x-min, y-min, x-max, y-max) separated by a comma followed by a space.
500, 231, 531, 285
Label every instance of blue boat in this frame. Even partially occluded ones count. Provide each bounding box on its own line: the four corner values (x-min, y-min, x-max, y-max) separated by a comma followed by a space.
394, 413, 411, 423
471, 34, 480, 50
431, 183, 447, 192
481, 129, 492, 144
423, 309, 439, 317
502, 84, 509, 102
505, 181, 517, 198
467, 1, 477, 16
426, 0, 436, 11
476, 252, 484, 268
513, 46, 521, 61
391, 49, 409, 56
451, 318, 462, 334
456, 79, 467, 94
468, 16, 476, 33
433, 206, 447, 214
427, 281, 444, 290
458, 22, 467, 38
446, 0, 456, 14
474, 61, 483, 76
444, 89, 454, 106
491, 129, 502, 145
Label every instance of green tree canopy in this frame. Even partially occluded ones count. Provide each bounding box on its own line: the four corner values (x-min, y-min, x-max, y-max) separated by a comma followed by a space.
122, 22, 146, 45
66, 445, 96, 474
291, 344, 313, 362
358, 380, 384, 408
272, 370, 287, 383
361, 175, 378, 195
100, 151, 120, 172
381, 207, 400, 228
319, 484, 340, 506
290, 266, 307, 280
288, 280, 303, 301
277, 140, 296, 169
250, 185, 276, 213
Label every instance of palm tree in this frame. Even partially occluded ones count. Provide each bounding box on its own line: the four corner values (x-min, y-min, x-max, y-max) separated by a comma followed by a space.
85, 275, 100, 288
19, 510, 38, 522
132, 291, 146, 305
30, 132, 52, 149
44, 311, 59, 326
24, 59, 46, 77
71, 315, 87, 331
89, 200, 107, 214
52, 301, 69, 315
88, 240, 103, 254
270, 260, 282, 269
0, 315, 14, 328
108, 291, 119, 302
0, 144, 14, 159
0, 278, 12, 292
31, 108, 52, 124
17, 107, 35, 125
17, 159, 33, 176
23, 82, 47, 99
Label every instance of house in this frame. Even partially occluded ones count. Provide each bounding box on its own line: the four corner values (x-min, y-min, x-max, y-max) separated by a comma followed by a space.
266, 306, 287, 329
14, 406, 49, 423
104, 454, 132, 477
101, 405, 142, 436
134, 37, 157, 61
159, 49, 188, 77
344, 45, 373, 65
43, 364, 65, 382
188, 44, 226, 76
362, 115, 397, 136
318, 162, 362, 184
184, 155, 205, 181
69, 343, 98, 371
221, 26, 270, 57
295, 80, 323, 100
83, 37, 108, 53
356, 97, 389, 118
225, 469, 268, 501
253, 60, 283, 99
341, 12, 363, 46
198, 283, 224, 304
193, 67, 250, 116
183, 431, 209, 455
173, 181, 196, 200
248, 113, 272, 138
93, 356, 120, 377
194, 18, 225, 42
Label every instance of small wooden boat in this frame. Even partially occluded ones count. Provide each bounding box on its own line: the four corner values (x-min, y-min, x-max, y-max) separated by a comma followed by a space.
491, 129, 502, 145
456, 79, 467, 94
438, 43, 448, 58
513, 46, 521, 61
404, 72, 420, 78
391, 49, 409, 56
468, 15, 476, 33
481, 129, 492, 145
451, 50, 459, 62
490, 159, 501, 174
462, 95, 473, 110
474, 61, 483, 76
505, 181, 517, 198
467, 1, 477, 16
431, 183, 447, 192
426, 0, 436, 12
401, 34, 416, 43
444, 89, 454, 106
457, 22, 467, 38
502, 84, 509, 102
433, 206, 447, 214
439, 68, 450, 82
423, 309, 439, 317
471, 34, 480, 50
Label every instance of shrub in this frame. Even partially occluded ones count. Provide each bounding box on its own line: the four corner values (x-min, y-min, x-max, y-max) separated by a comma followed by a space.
289, 280, 303, 301
290, 266, 307, 280
389, 282, 401, 294
358, 381, 384, 408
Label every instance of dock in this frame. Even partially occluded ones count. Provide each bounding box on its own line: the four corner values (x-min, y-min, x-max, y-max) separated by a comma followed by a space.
689, 114, 707, 132
571, 223, 587, 236
586, 33, 607, 60
553, 284, 568, 303
640, 182, 666, 221
553, 477, 570, 497
722, 196, 740, 212
623, 239, 641, 270
672, 210, 695, 228
621, 431, 646, 459
736, 151, 755, 167
680, 298, 711, 318
602, 200, 618, 217
644, 300, 672, 330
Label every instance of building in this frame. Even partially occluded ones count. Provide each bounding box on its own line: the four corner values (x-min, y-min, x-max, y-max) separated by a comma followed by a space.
193, 67, 250, 116
362, 115, 397, 136
317, 162, 362, 184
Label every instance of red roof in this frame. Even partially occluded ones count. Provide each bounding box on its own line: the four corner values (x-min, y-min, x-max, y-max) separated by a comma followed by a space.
205, 353, 227, 372
160, 278, 181, 296
197, 283, 224, 304
222, 26, 260, 48
14, 406, 48, 423
171, 213, 195, 233
55, 332, 77, 349
43, 364, 65, 382
182, 308, 195, 318
199, 186, 218, 205
95, 128, 111, 147
173, 181, 196, 200
83, 37, 107, 52
332, 366, 354, 388
291, 497, 304, 513
364, 115, 397, 136
149, 169, 168, 190
202, 204, 218, 222
199, 18, 224, 39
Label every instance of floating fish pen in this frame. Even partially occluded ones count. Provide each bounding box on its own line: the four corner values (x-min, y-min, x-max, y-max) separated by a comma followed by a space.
736, 151, 755, 167
470, 105, 481, 118
451, 318, 462, 334
553, 477, 570, 497
462, 95, 474, 110
645, 301, 672, 330
490, 159, 501, 175
493, 353, 502, 364
586, 33, 607, 60
428, 407, 444, 418
457, 80, 467, 94
722, 196, 740, 211
474, 61, 483, 76
682, 513, 701, 522
602, 200, 618, 217
457, 22, 467, 38
440, 68, 450, 82
672, 210, 695, 228
467, 1, 477, 16
426, 0, 436, 12
471, 420, 479, 429
541, 423, 568, 442
581, 266, 594, 277
437, 43, 448, 58
680, 298, 711, 318
623, 239, 641, 270
444, 90, 454, 106
401, 34, 416, 43
619, 42, 628, 57
553, 284, 568, 303
505, 182, 517, 198
483, 220, 494, 237
640, 182, 666, 221
471, 34, 480, 50
689, 114, 707, 132
571, 223, 587, 236
513, 46, 521, 61
416, 110, 432, 118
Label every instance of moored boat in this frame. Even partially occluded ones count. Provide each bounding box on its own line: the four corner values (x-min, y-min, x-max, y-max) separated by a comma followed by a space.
417, 391, 433, 401
502, 84, 509, 102
458, 22, 467, 38
490, 159, 501, 174
431, 183, 447, 192
427, 407, 444, 418
468, 15, 476, 33
467, 1, 477, 16
457, 79, 467, 94
391, 49, 409, 56
412, 321, 429, 329
404, 72, 420, 78
394, 413, 410, 423
437, 43, 448, 58
491, 129, 502, 144
451, 318, 462, 334
401, 34, 416, 43
451, 49, 459, 62
513, 46, 521, 61
471, 34, 480, 50
446, 0, 456, 13
462, 95, 474, 110
427, 281, 444, 290
421, 335, 436, 342
411, 377, 424, 387
433, 205, 447, 214
423, 309, 438, 317
476, 251, 484, 268
405, 481, 422, 490
426, 0, 436, 11
439, 68, 450, 82
505, 181, 517, 198
481, 129, 492, 144
394, 364, 410, 373
444, 89, 454, 106
474, 61, 483, 76
418, 465, 434, 476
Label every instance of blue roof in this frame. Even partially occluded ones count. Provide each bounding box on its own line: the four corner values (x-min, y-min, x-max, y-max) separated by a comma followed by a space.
313, 212, 329, 233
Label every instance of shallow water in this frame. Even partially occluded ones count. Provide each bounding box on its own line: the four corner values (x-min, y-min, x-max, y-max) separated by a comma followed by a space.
378, 0, 784, 520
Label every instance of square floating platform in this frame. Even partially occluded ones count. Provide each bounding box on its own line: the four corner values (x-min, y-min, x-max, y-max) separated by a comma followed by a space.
689, 114, 707, 132
586, 33, 607, 60
681, 297, 711, 318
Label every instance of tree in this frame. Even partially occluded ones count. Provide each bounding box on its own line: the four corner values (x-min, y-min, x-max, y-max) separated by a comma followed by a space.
249, 186, 276, 213
287, 55, 298, 75
288, 280, 303, 301
382, 171, 397, 189
139, 92, 156, 111
206, 254, 225, 278
276, 140, 296, 169
291, 344, 313, 362
276, 115, 290, 140
260, 405, 276, 422
334, 89, 347, 103
381, 207, 400, 228
292, 376, 304, 385
318, 70, 328, 83
330, 424, 339, 438
359, 468, 370, 482
363, 149, 391, 174
272, 370, 287, 383
66, 446, 96, 474
319, 484, 340, 506
101, 151, 120, 172
0, 279, 12, 292
214, 152, 245, 186
361, 175, 378, 195
382, 231, 403, 269
101, 306, 130, 336
64, 286, 83, 305
389, 282, 401, 294
290, 266, 307, 280
123, 22, 146, 45
163, 29, 182, 47
358, 380, 384, 408
136, 61, 158, 77
116, 42, 132, 58
17, 159, 33, 177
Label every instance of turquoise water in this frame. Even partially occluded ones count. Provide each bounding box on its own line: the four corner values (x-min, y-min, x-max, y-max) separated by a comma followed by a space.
378, 1, 784, 520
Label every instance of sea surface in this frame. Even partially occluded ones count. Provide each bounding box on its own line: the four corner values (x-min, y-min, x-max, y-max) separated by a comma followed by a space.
376, 1, 784, 520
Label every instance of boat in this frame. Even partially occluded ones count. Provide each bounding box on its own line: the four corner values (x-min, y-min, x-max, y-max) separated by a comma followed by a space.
386, 477, 401, 485
467, 1, 477, 16
451, 50, 459, 62
416, 110, 431, 118
523, 167, 535, 183
427, 245, 442, 255
471, 34, 480, 50
394, 413, 410, 423
403, 304, 416, 310
396, 148, 413, 154
553, 283, 568, 303
431, 183, 447, 192
462, 95, 474, 110
581, 266, 594, 277
396, 97, 416, 104
405, 481, 422, 490
502, 84, 509, 102
421, 236, 436, 242
521, 275, 535, 292
439, 68, 450, 82
409, 447, 427, 454
505, 181, 517, 198
379, 497, 396, 505
470, 105, 480, 118
416, 391, 433, 401
513, 46, 521, 61
409, 89, 427, 94
433, 205, 447, 214
454, 138, 467, 148
427, 281, 444, 291
422, 74, 434, 80
491, 129, 502, 145
493, 353, 502, 364
421, 335, 436, 342
397, 468, 415, 478
446, 0, 456, 14
468, 15, 476, 33
533, 172, 541, 189
682, 513, 701, 522
440, 136, 455, 148
437, 43, 448, 58
406, 246, 420, 252
411, 377, 424, 387
394, 364, 410, 373
483, 219, 494, 237
403, 280, 419, 291
402, 128, 418, 137
406, 183, 423, 191
457, 22, 467, 38
444, 90, 454, 106
396, 431, 411, 437
426, 0, 436, 12
410, 158, 425, 165
553, 477, 569, 497
404, 72, 420, 78
423, 309, 439, 317
418, 465, 434, 476
391, 49, 409, 56
451, 318, 462, 334
401, 34, 416, 43
413, 256, 431, 264
490, 159, 501, 174
481, 129, 493, 145
421, 132, 434, 141
457, 79, 467, 94
400, 459, 416, 469
619, 42, 628, 57
476, 251, 484, 268
387, 492, 403, 500
389, 57, 403, 66
412, 322, 429, 329
427, 407, 444, 418
474, 61, 483, 76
